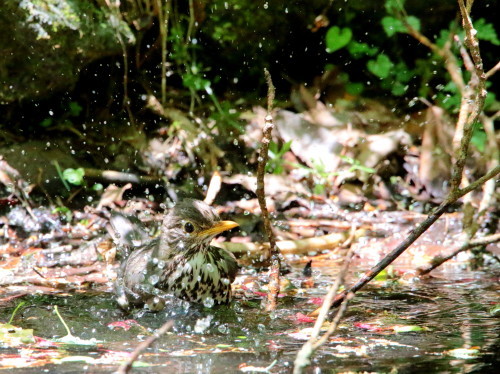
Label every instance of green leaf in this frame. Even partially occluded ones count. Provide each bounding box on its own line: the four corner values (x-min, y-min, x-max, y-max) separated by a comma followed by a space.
393, 325, 425, 333
367, 54, 394, 79
391, 82, 407, 96
346, 82, 364, 95
62, 168, 85, 186
474, 18, 500, 45
471, 126, 487, 152
385, 0, 405, 14
68, 102, 83, 117
347, 40, 379, 58
489, 304, 500, 317
436, 29, 451, 48
382, 16, 420, 37
40, 118, 53, 128
281, 140, 292, 154
0, 323, 35, 346
406, 16, 421, 32
484, 91, 497, 111
381, 16, 404, 37
325, 26, 352, 53
394, 62, 414, 83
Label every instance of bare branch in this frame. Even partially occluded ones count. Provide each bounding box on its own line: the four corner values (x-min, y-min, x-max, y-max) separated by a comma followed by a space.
417, 233, 500, 276
256, 69, 281, 311
485, 61, 500, 79
293, 249, 354, 373
116, 320, 174, 374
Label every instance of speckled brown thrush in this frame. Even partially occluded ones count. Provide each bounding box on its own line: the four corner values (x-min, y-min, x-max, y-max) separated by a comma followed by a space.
114, 199, 239, 310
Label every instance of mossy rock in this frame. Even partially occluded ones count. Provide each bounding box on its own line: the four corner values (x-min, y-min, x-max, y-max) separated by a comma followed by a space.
0, 0, 135, 103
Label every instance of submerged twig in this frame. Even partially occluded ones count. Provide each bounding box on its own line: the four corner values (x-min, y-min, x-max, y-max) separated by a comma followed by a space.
417, 233, 500, 276
256, 69, 281, 311
293, 248, 354, 373
218, 232, 348, 257
116, 320, 174, 374
83, 168, 164, 185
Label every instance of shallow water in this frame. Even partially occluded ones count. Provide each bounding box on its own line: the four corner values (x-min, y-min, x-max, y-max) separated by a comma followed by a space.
1, 267, 499, 373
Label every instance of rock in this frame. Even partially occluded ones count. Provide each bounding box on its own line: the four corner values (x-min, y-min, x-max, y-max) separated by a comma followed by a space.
0, 0, 135, 102
0, 140, 80, 195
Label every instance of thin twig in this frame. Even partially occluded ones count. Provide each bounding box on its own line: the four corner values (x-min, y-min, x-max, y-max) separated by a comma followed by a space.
83, 168, 164, 185
256, 69, 281, 311
485, 61, 500, 79
293, 249, 354, 373
450, 0, 487, 192
217, 232, 348, 257
155, 0, 170, 107
312, 292, 354, 349
105, 0, 136, 127
417, 233, 500, 275
116, 320, 174, 374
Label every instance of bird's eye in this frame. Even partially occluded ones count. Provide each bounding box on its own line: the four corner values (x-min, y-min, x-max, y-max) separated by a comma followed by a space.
184, 222, 195, 233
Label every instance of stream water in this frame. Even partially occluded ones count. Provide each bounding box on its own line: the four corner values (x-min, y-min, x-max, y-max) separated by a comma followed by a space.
1, 266, 499, 373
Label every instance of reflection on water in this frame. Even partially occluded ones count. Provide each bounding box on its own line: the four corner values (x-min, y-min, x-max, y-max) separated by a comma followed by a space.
1, 268, 499, 373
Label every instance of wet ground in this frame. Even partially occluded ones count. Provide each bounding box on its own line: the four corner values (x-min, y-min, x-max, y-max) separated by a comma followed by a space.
1, 264, 499, 373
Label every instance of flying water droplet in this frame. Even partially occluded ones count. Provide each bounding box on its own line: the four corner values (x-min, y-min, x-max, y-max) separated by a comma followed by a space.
218, 325, 228, 334
205, 263, 214, 273
148, 274, 159, 285
194, 314, 213, 333
203, 297, 215, 308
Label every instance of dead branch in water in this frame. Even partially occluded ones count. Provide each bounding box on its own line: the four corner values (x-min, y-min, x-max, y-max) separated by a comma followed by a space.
256, 68, 281, 312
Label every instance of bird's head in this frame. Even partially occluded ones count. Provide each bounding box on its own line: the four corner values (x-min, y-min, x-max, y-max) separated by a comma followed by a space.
160, 199, 238, 254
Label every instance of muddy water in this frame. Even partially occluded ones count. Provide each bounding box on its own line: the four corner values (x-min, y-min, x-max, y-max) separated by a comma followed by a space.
1, 266, 499, 373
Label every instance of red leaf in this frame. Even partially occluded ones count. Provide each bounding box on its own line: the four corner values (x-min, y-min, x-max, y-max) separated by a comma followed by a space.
107, 319, 141, 331
295, 313, 316, 323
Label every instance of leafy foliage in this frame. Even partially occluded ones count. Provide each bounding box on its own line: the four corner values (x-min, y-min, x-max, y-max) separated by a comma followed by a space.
321, 0, 499, 111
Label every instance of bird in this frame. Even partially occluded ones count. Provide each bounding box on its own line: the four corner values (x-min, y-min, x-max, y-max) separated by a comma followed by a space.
112, 199, 239, 311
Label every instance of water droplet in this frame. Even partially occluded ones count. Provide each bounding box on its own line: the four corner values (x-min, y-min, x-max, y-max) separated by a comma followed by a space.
148, 274, 159, 285
205, 263, 214, 273
194, 314, 213, 333
203, 297, 215, 308
218, 324, 228, 333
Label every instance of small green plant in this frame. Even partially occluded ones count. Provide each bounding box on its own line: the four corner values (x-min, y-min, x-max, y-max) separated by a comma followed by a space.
340, 156, 376, 174
323, 0, 499, 110
294, 156, 376, 196
39, 101, 82, 128
325, 26, 352, 53
266, 140, 292, 174
62, 168, 85, 186
169, 21, 243, 135
293, 159, 331, 196
52, 206, 73, 222
470, 123, 487, 152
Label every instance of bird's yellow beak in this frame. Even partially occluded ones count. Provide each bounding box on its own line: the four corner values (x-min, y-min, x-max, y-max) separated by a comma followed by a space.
198, 220, 239, 237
